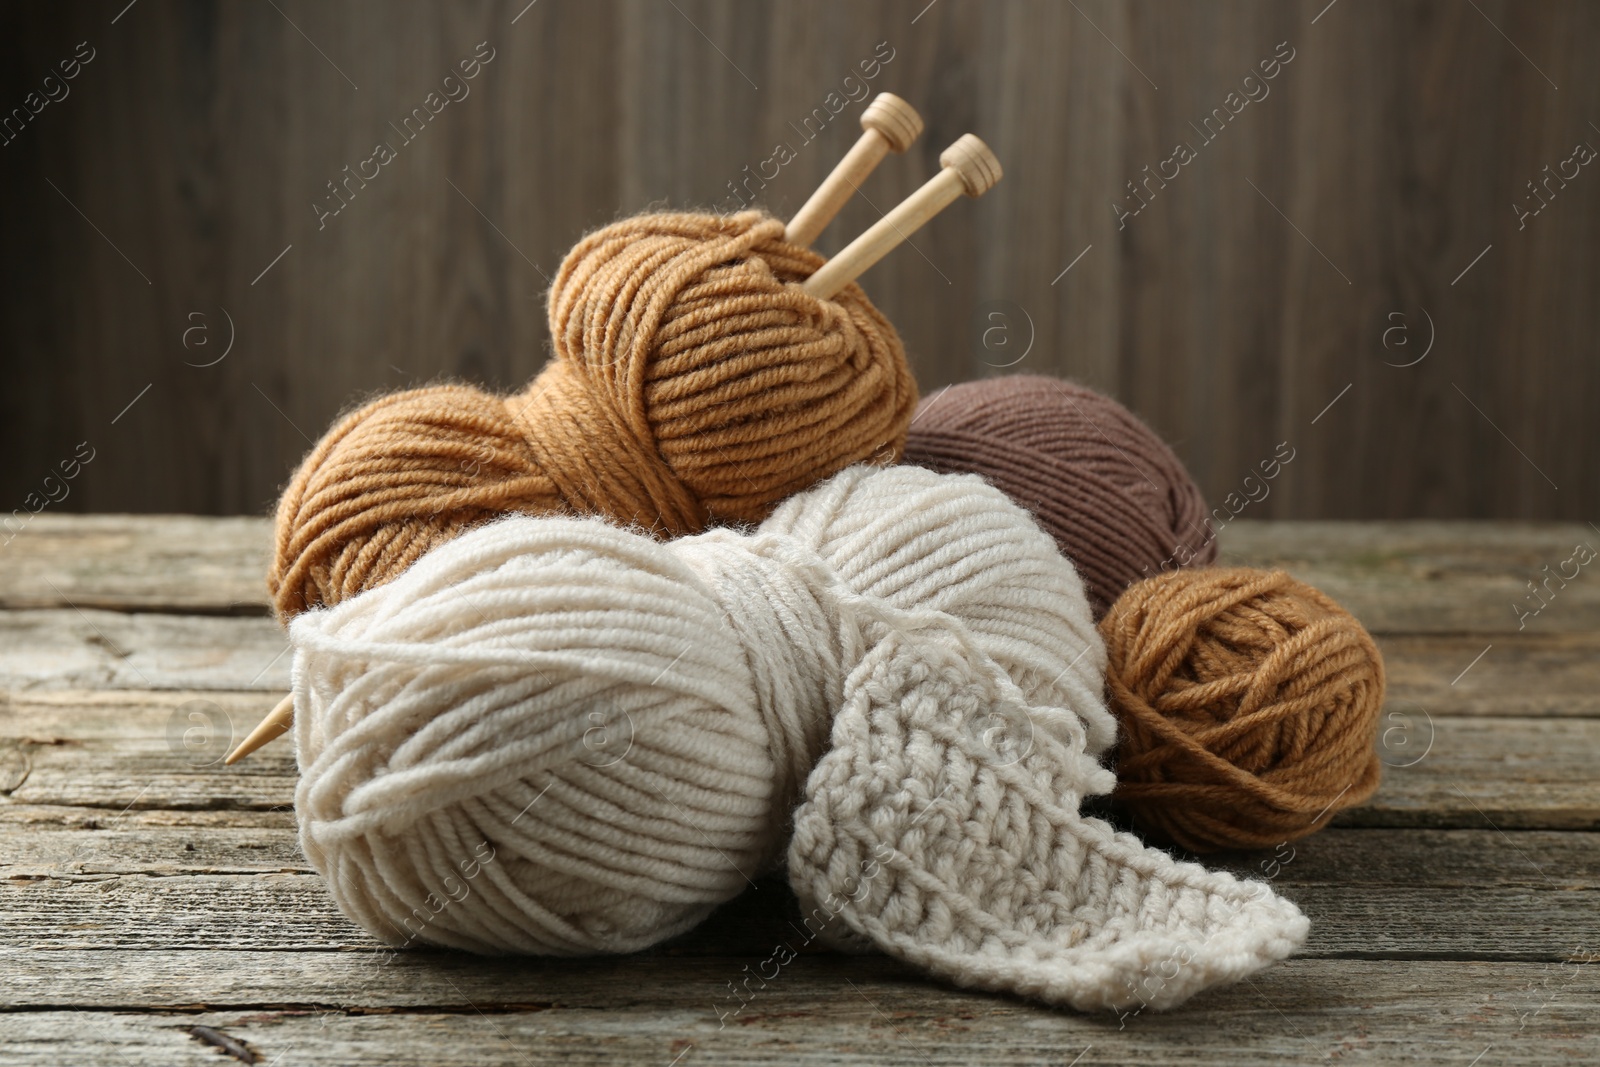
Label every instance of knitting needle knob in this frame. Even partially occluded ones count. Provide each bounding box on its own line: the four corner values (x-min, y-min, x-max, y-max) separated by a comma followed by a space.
784, 92, 924, 248
801, 133, 1002, 300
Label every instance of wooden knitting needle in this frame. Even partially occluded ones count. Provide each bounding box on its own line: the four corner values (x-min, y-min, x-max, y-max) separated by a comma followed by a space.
784, 92, 924, 248
801, 134, 1002, 300
224, 693, 294, 765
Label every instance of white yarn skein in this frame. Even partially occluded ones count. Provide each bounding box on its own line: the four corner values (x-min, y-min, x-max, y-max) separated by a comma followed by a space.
290, 465, 1307, 1011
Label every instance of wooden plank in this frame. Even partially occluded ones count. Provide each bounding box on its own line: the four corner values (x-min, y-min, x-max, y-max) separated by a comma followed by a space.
0, 691, 296, 810
0, 613, 287, 691
0, 608, 1594, 708
1341, 717, 1600, 831
1219, 520, 1600, 634
5, 514, 1600, 636
2, 823, 309, 874
7, 692, 1598, 828
3, 829, 1595, 961
0, 803, 295, 831
1, 959, 1595, 1065
0, 514, 272, 613
1380, 633, 1600, 718
1, 873, 360, 951
5, 821, 1594, 890
7, 513, 1600, 637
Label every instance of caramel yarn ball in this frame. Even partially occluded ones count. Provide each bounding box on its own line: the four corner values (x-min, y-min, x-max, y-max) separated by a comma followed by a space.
904, 376, 1215, 618
1098, 567, 1386, 853
269, 211, 917, 618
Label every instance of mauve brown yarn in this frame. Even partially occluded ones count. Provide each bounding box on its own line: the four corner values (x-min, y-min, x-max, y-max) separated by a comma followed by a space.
1099, 567, 1386, 853
904, 376, 1215, 618
269, 211, 916, 618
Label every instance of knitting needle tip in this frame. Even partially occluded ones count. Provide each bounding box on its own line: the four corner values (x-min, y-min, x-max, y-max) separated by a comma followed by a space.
224, 693, 295, 765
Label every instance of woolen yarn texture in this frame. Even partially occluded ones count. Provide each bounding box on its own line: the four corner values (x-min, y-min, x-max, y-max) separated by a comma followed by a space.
903, 375, 1215, 618
1099, 567, 1386, 853
289, 464, 1306, 1012
269, 210, 917, 618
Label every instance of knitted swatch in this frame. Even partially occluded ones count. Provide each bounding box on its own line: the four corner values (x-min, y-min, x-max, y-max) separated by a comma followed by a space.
289, 465, 1305, 1012
904, 375, 1215, 617
270, 211, 917, 618
1100, 567, 1386, 852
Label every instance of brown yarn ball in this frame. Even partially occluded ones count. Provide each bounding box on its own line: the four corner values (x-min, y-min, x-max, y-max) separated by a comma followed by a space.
904, 376, 1215, 618
269, 211, 917, 618
1098, 567, 1386, 853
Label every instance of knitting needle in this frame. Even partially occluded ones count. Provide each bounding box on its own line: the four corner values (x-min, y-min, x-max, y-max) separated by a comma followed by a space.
224, 693, 294, 765
800, 134, 1002, 300
784, 92, 924, 248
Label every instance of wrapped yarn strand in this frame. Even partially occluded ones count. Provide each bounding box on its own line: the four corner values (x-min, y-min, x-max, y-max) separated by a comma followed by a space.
1099, 567, 1386, 853
290, 465, 1307, 1012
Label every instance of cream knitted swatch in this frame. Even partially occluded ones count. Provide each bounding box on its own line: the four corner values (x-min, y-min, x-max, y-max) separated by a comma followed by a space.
290, 465, 1306, 1012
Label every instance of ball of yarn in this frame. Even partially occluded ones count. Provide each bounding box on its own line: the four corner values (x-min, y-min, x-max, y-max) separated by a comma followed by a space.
1098, 567, 1386, 853
269, 210, 917, 618
904, 375, 1215, 618
289, 464, 1306, 1012
290, 466, 1110, 955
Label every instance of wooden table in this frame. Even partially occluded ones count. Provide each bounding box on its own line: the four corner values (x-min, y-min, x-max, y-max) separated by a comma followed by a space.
3, 516, 1597, 1064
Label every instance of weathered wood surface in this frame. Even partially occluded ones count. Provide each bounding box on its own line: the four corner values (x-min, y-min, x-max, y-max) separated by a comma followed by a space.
8, 823, 1596, 889
7, 515, 1600, 633
1219, 521, 1600, 634
3, 960, 1597, 1066
7, 615, 1598, 721
0, 515, 272, 613
1379, 633, 1600, 718
4, 830, 1596, 961
6, 691, 1596, 827
2, 516, 1597, 1064
0, 612, 288, 691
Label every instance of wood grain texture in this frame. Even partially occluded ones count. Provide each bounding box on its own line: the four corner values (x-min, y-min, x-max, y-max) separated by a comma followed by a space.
6, 821, 1593, 888
5, 686, 1600, 825
2, 1, 1598, 523
1219, 520, 1600, 634
4, 830, 1597, 961
0, 514, 271, 612
7, 514, 1600, 637
3, 960, 1597, 1065
0, 612, 287, 691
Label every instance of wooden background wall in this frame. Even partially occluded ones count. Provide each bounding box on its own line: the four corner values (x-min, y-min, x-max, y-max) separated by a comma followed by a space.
3, 0, 1597, 520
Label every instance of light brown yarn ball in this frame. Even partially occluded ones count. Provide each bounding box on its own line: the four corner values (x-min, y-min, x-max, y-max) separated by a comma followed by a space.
268, 211, 917, 618
1098, 567, 1386, 853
